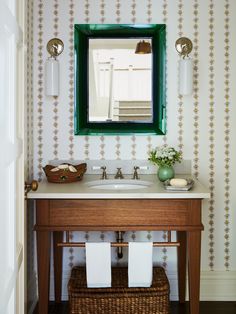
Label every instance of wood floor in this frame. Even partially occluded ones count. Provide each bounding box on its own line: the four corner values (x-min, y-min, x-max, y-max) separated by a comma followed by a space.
33, 301, 236, 314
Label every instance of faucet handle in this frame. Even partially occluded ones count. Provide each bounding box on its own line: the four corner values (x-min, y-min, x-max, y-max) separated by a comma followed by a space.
132, 166, 140, 180
92, 166, 108, 179
101, 166, 108, 180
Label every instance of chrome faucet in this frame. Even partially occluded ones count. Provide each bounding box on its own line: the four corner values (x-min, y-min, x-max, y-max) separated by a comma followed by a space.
114, 168, 124, 179
132, 166, 140, 180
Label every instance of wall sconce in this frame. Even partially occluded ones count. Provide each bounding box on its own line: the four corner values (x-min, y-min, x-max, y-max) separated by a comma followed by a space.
135, 40, 152, 54
45, 38, 64, 96
175, 37, 193, 96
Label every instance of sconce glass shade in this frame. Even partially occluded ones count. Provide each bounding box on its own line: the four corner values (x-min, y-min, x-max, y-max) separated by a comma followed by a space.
45, 58, 59, 96
178, 58, 193, 96
135, 40, 152, 54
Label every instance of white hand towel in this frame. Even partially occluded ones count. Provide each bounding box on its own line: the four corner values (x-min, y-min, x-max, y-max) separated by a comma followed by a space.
128, 242, 153, 287
85, 242, 111, 288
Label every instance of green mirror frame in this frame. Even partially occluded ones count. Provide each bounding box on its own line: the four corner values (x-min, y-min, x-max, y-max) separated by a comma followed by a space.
74, 24, 166, 135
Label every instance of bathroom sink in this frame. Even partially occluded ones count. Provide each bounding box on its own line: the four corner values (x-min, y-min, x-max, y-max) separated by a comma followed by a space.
86, 179, 152, 190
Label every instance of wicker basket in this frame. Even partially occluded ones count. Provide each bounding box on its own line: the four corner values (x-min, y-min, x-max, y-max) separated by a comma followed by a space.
43, 163, 87, 183
68, 267, 170, 314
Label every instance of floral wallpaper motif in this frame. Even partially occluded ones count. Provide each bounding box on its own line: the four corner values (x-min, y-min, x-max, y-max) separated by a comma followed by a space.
208, 0, 215, 270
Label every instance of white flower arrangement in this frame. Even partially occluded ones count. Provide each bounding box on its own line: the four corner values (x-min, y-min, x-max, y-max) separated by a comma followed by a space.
148, 145, 182, 167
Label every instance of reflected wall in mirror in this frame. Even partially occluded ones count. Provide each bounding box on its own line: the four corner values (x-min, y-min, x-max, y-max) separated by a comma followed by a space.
74, 24, 166, 135
89, 38, 152, 123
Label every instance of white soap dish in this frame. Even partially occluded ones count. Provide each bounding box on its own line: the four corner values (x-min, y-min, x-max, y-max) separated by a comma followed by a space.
163, 179, 194, 191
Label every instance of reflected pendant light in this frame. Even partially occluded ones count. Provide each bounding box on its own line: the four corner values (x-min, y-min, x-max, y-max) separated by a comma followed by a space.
135, 40, 152, 54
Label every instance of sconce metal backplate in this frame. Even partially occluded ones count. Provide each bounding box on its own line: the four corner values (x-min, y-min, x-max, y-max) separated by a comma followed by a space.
175, 37, 193, 58
47, 38, 64, 58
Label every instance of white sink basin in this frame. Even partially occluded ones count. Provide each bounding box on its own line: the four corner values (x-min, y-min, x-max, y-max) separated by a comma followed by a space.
86, 179, 152, 190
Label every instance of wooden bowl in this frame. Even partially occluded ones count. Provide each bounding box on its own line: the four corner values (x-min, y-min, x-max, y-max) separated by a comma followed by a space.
43, 163, 87, 183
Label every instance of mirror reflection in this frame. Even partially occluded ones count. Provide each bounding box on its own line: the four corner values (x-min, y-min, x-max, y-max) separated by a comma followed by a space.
88, 38, 153, 122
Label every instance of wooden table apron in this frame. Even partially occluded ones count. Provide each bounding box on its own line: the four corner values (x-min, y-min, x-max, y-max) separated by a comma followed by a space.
34, 198, 204, 314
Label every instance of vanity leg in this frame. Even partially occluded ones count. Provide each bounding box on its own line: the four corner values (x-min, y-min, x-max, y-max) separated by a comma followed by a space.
37, 231, 51, 314
53, 231, 63, 303
187, 231, 201, 314
177, 231, 187, 303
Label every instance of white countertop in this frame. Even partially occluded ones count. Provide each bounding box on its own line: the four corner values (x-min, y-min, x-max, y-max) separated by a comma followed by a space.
27, 174, 210, 199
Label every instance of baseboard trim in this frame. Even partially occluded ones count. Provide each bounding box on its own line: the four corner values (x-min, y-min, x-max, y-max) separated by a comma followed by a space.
46, 270, 236, 302
166, 270, 236, 301
198, 271, 236, 301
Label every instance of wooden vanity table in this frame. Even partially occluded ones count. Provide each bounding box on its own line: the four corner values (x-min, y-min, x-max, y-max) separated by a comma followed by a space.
29, 176, 209, 314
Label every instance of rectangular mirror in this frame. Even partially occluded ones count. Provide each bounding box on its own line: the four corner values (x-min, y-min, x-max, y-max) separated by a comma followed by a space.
74, 24, 166, 135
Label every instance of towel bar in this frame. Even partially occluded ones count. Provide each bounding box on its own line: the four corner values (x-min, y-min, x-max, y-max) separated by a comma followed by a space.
57, 241, 180, 248
58, 230, 179, 248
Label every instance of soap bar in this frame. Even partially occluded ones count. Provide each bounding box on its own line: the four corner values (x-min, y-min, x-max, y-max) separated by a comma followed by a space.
169, 178, 188, 187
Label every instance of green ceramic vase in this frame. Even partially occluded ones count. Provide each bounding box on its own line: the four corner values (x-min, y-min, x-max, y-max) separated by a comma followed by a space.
157, 165, 175, 182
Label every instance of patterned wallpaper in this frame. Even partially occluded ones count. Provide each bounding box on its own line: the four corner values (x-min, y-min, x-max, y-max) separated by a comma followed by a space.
29, 0, 236, 300
26, 0, 36, 311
